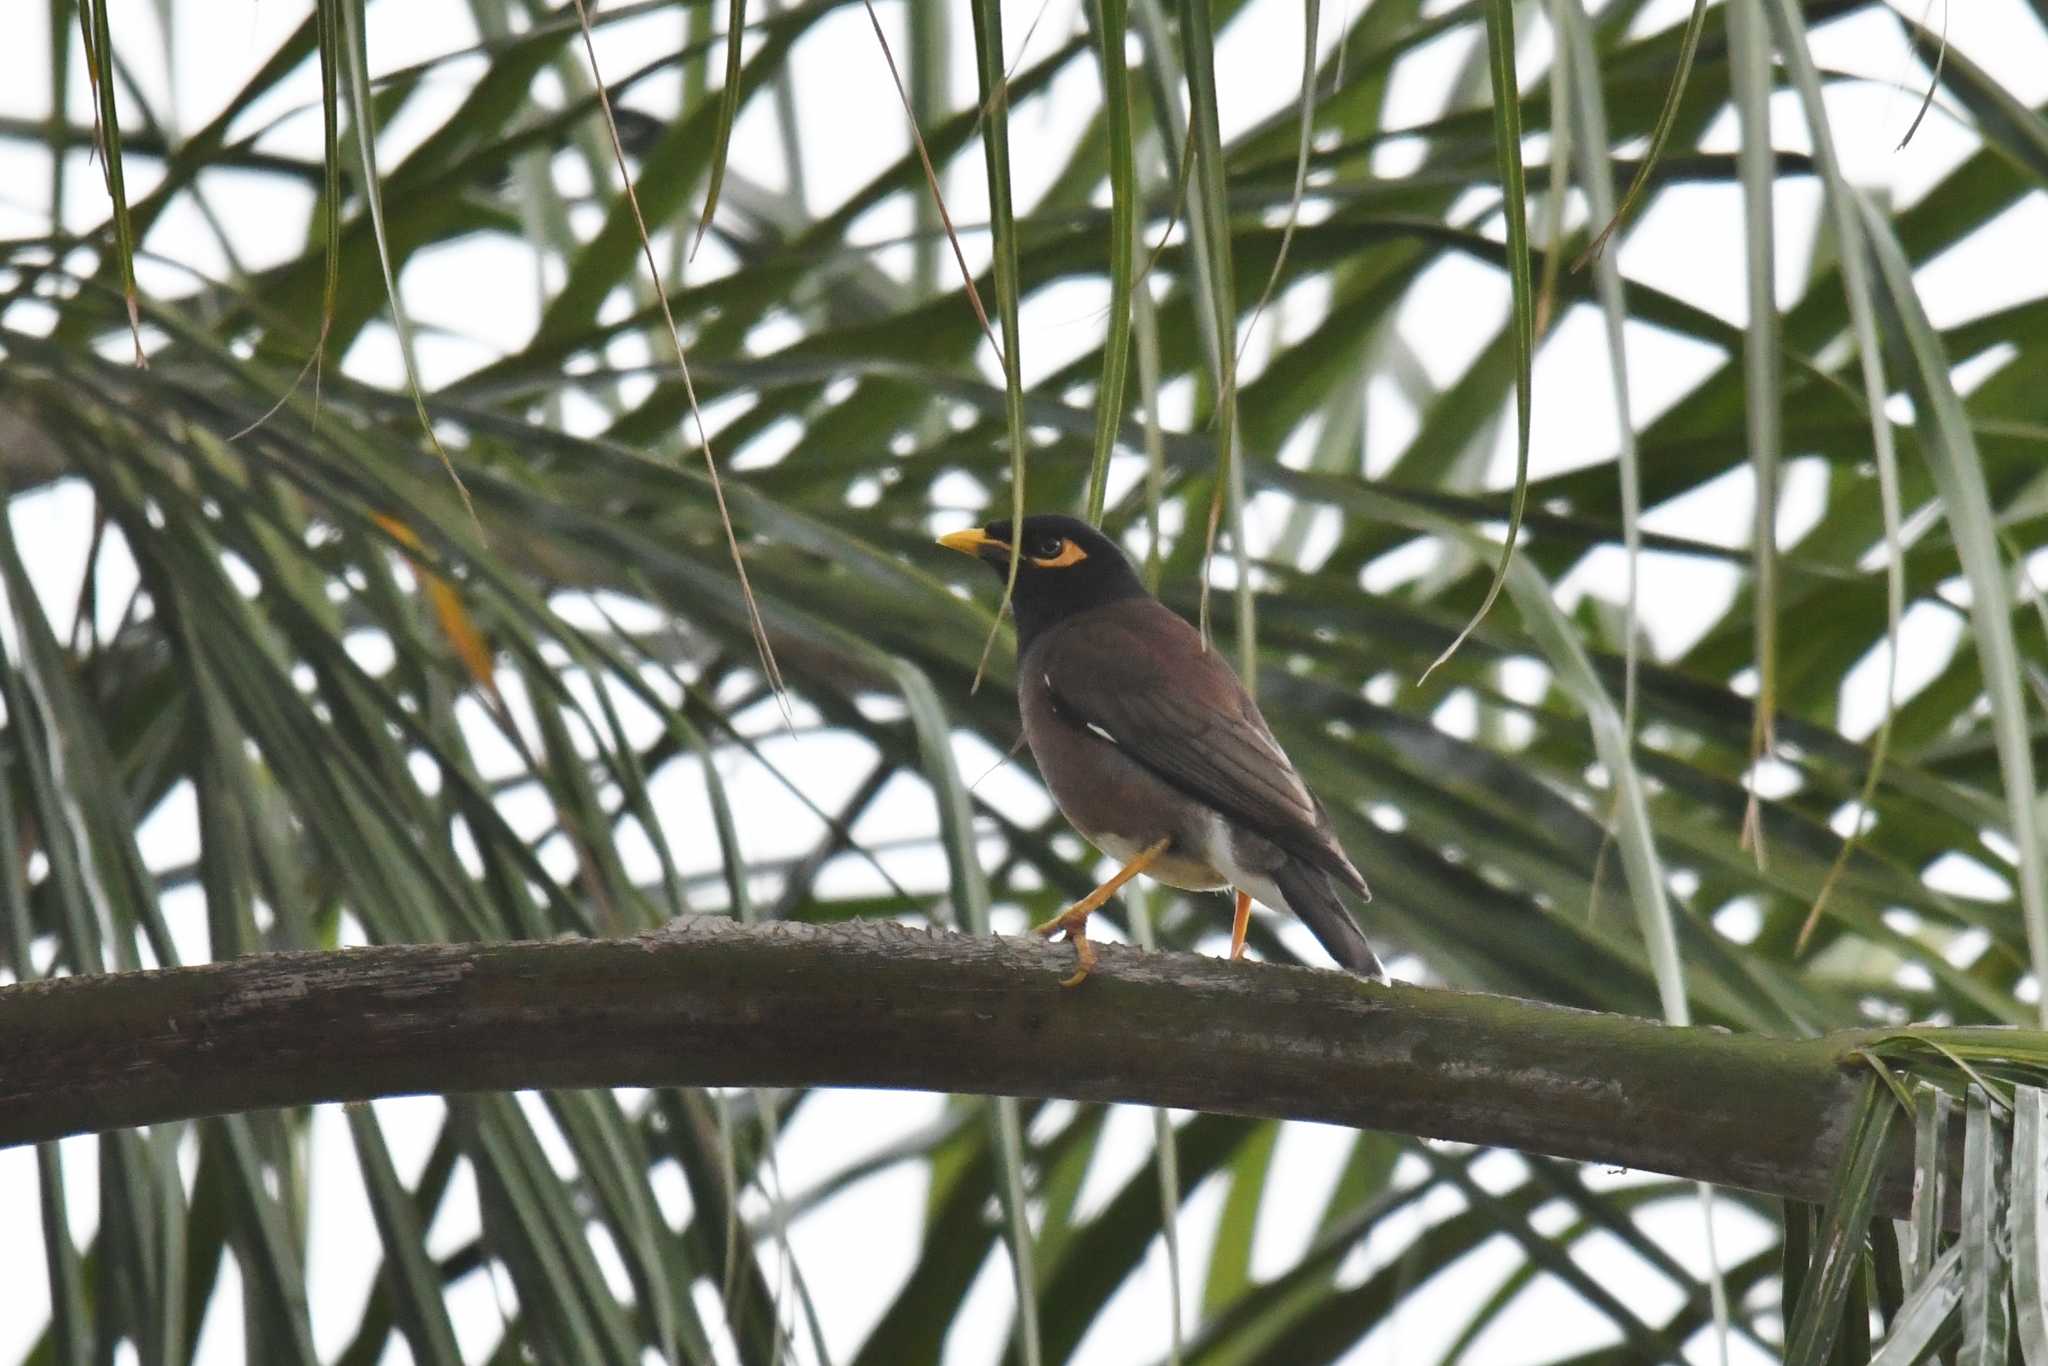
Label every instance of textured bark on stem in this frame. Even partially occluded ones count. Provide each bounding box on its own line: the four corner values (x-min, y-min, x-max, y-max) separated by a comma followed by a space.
0, 917, 1908, 1213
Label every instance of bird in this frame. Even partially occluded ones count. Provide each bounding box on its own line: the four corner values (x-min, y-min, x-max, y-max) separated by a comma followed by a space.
937, 513, 1386, 987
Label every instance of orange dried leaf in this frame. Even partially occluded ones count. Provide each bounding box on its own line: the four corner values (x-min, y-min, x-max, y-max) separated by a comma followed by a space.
371, 513, 499, 702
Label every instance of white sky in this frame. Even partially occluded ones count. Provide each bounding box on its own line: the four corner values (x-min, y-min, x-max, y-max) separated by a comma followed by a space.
1, 0, 2046, 1361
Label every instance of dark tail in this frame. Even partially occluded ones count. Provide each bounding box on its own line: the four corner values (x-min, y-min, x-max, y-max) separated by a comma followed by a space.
1274, 860, 1387, 982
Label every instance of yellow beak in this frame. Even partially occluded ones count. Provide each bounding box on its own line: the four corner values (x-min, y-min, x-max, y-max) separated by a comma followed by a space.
937, 528, 1006, 557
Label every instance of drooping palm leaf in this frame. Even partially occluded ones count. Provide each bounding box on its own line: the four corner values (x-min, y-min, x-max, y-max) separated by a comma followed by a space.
3, 0, 2046, 1360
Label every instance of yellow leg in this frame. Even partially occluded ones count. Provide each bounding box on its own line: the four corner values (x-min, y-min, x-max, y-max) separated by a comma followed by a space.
1230, 889, 1253, 961
1034, 837, 1172, 987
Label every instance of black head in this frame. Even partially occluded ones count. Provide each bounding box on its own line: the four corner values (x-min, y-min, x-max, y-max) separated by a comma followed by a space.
937, 514, 1148, 649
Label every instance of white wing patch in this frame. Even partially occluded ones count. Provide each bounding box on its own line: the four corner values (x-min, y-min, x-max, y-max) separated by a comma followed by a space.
1049, 668, 1119, 746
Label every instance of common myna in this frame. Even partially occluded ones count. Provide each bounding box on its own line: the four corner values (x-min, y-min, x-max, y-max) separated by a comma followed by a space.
939, 514, 1385, 986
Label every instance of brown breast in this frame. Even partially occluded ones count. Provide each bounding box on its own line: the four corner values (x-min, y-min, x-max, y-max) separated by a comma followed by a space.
1017, 628, 1228, 891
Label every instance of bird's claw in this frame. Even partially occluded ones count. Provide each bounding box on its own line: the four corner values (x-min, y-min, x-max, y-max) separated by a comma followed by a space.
1032, 906, 1098, 987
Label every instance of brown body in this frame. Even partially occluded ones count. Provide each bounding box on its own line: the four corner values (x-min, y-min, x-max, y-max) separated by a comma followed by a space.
941, 515, 1385, 980
1021, 611, 1237, 892
1020, 597, 1368, 916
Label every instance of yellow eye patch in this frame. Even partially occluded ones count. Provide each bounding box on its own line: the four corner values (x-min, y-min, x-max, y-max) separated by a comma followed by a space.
1028, 539, 1088, 568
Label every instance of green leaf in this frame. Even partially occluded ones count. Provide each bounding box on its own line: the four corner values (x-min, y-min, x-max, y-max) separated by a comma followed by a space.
692, 0, 750, 257
969, 0, 1034, 696
11, 0, 2048, 1356
1868, 1241, 1964, 1366
1421, 0, 1533, 682
1083, 0, 1137, 526
1959, 1085, 2013, 1366
2009, 1085, 2048, 1364
1577, 0, 1711, 259
1911, 1084, 1952, 1279
1725, 0, 1782, 861
1783, 1079, 1898, 1366
1171, 0, 1253, 676
1856, 195, 2048, 1027
1202, 1119, 1278, 1317
1761, 0, 1906, 954
332, 0, 475, 519
214, 1115, 320, 1366
345, 1105, 464, 1366
75, 0, 146, 362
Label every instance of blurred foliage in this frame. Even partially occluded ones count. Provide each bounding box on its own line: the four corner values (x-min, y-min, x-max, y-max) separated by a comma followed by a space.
1, 0, 2045, 1360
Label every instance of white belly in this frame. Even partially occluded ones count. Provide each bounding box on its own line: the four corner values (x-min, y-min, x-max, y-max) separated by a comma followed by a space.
1095, 813, 1290, 912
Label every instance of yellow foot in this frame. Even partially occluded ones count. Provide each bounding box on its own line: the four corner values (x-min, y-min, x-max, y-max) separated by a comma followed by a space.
1032, 905, 1099, 987
1032, 837, 1171, 989
1229, 889, 1253, 961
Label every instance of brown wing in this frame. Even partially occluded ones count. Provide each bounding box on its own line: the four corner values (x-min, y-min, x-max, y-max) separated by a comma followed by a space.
1033, 601, 1367, 894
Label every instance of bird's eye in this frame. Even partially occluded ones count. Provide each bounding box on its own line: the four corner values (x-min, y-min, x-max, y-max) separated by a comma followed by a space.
1034, 535, 1065, 559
